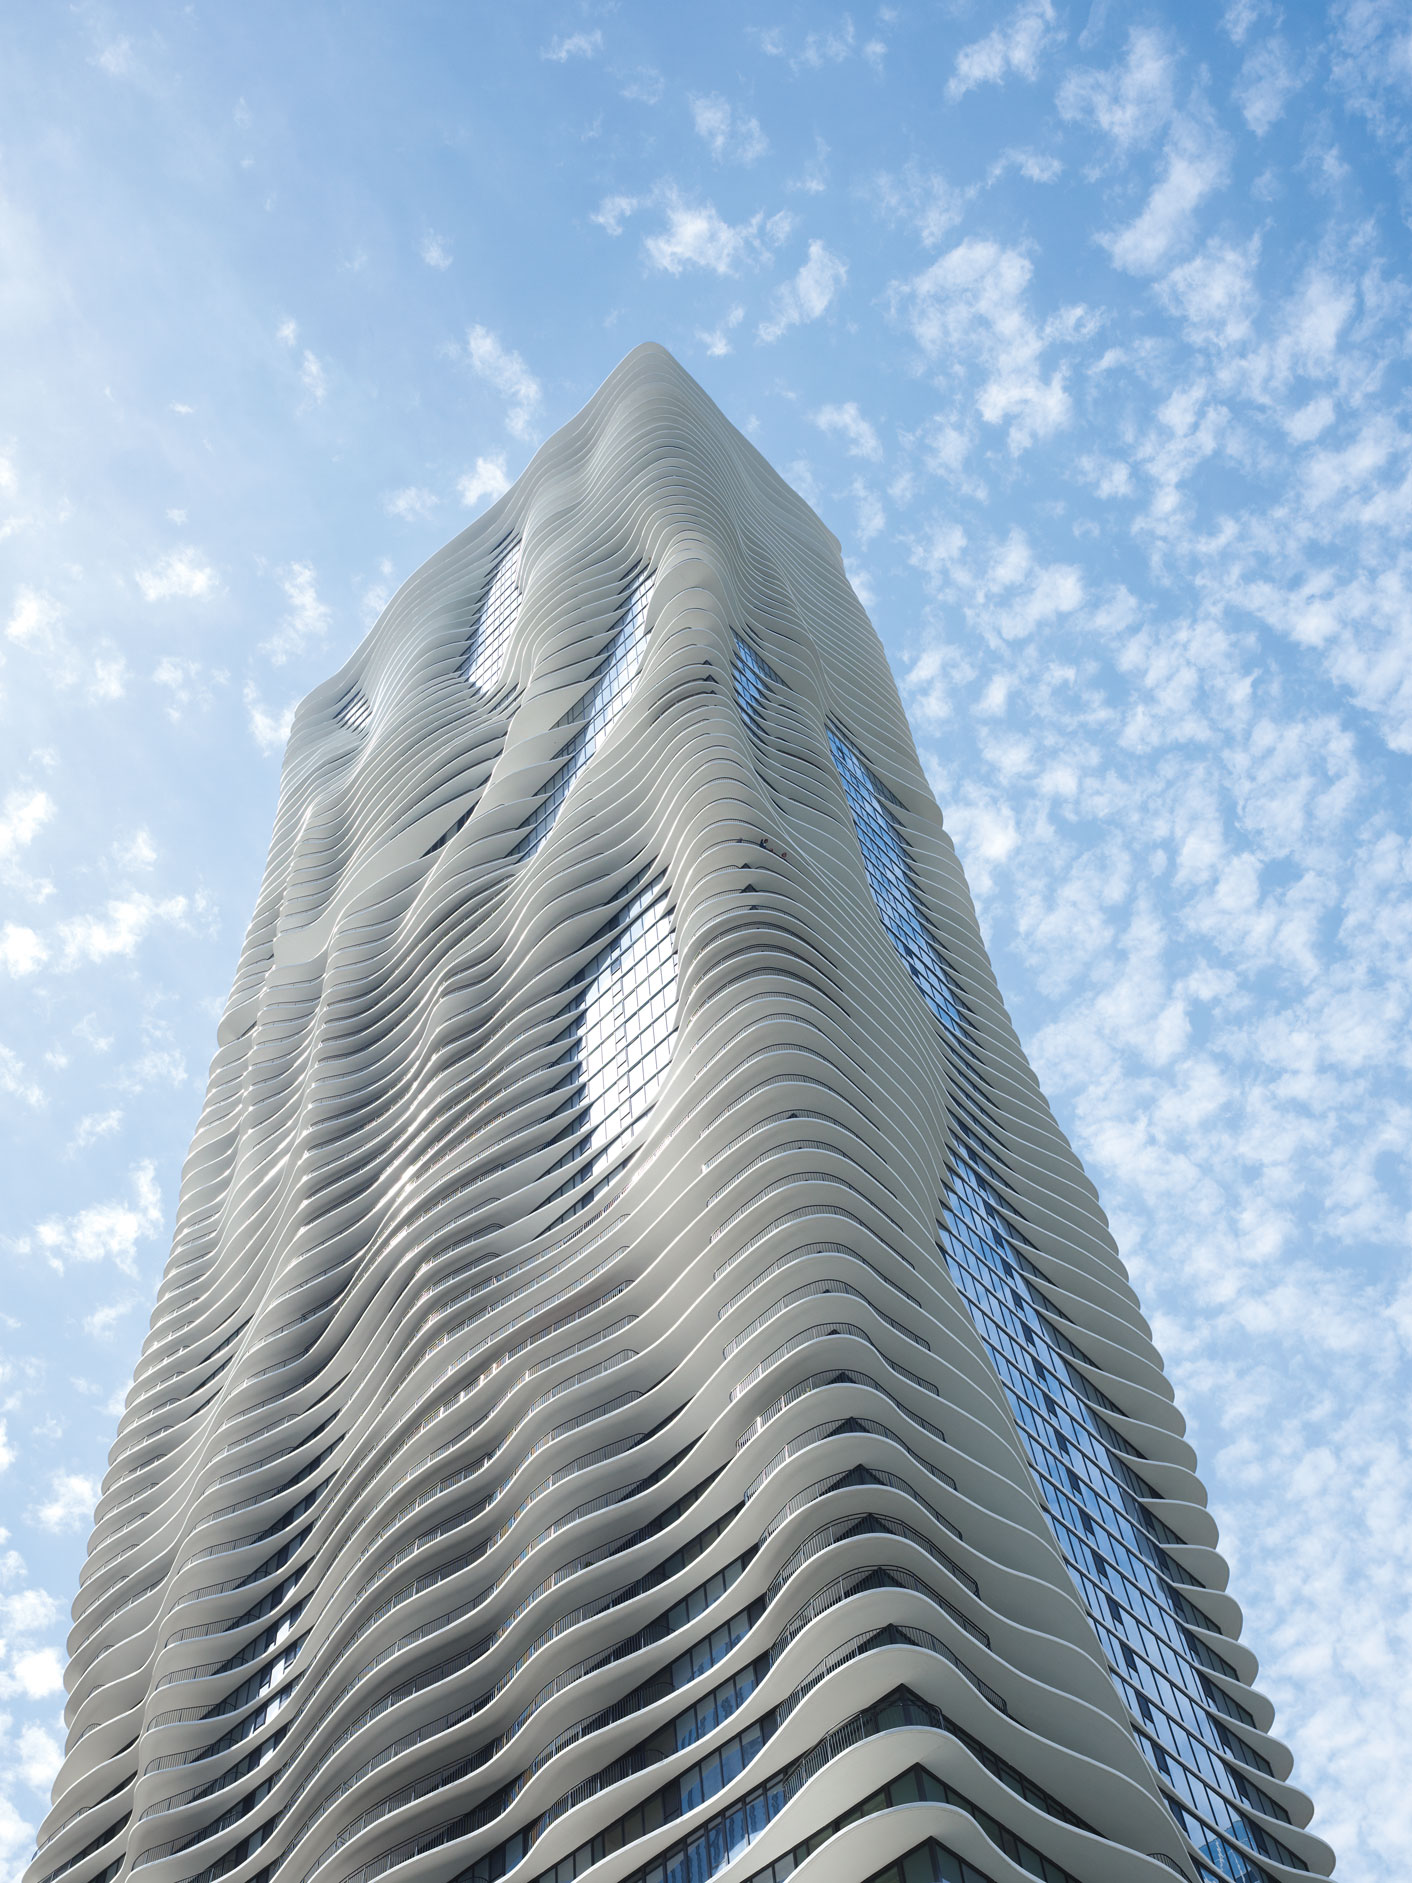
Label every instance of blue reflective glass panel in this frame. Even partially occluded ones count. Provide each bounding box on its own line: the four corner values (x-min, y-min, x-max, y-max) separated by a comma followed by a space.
519, 568, 655, 859
827, 729, 965, 1040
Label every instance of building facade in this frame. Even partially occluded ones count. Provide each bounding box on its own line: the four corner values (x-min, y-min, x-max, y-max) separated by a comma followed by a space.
31, 346, 1333, 1883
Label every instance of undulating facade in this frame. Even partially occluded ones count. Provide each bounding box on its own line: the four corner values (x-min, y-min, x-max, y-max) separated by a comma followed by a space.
31, 346, 1333, 1883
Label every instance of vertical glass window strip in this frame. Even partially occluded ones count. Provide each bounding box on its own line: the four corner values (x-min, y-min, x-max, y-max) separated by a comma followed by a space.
937, 1146, 1304, 1883
460, 538, 522, 692
563, 882, 677, 1185
827, 729, 966, 1041
518, 567, 655, 860
731, 634, 781, 738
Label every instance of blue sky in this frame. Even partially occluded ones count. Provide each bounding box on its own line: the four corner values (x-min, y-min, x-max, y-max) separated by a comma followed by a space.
2, 1, 1410, 1874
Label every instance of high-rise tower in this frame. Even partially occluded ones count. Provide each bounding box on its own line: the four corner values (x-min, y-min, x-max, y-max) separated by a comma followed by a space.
32, 347, 1332, 1883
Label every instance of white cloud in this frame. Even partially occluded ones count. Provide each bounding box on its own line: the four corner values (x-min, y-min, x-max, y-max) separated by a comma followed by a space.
619, 67, 664, 104
1284, 397, 1335, 444
5, 587, 62, 650
787, 136, 830, 196
2, 1589, 57, 1635
988, 147, 1064, 184
89, 651, 127, 701
1131, 378, 1229, 540
784, 457, 822, 508
299, 350, 327, 404
384, 486, 439, 522
1102, 110, 1230, 275
812, 402, 883, 460
850, 479, 886, 543
542, 29, 602, 62
1222, 0, 1270, 43
691, 96, 730, 155
696, 307, 745, 358
1329, 0, 1412, 185
117, 1045, 186, 1094
1236, 35, 1301, 135
34, 1162, 161, 1276
982, 529, 1085, 638
69, 1109, 123, 1152
94, 38, 136, 79
690, 95, 768, 164
276, 318, 298, 346
907, 517, 969, 593
56, 893, 189, 969
0, 789, 53, 862
590, 193, 641, 238
1076, 453, 1135, 500
30, 1471, 97, 1536
419, 231, 452, 269
83, 1301, 134, 1340
153, 656, 227, 721
870, 166, 969, 247
0, 1045, 44, 1109
113, 828, 156, 870
1057, 27, 1177, 148
0, 1794, 36, 1883
463, 325, 543, 440
244, 683, 297, 755
1159, 235, 1260, 351
912, 526, 1085, 649
910, 417, 988, 501
943, 791, 1023, 898
0, 1421, 13, 1474
71, 1017, 112, 1059
16, 1722, 62, 1792
758, 239, 848, 342
261, 562, 331, 665
134, 547, 218, 603
947, 0, 1058, 101
893, 238, 1079, 450
0, 927, 46, 977
648, 201, 763, 276
457, 456, 510, 510
750, 17, 856, 70
4, 1645, 63, 1697
917, 527, 1084, 647
639, 188, 792, 278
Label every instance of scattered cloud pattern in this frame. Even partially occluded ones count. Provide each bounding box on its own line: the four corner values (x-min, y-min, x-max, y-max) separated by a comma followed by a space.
0, 6, 1408, 1876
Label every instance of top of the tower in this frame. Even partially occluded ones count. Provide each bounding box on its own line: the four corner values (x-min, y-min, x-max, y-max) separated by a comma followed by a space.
545, 339, 844, 557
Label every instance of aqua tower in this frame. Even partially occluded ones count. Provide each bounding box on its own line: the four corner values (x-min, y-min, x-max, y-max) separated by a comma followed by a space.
30, 347, 1333, 1883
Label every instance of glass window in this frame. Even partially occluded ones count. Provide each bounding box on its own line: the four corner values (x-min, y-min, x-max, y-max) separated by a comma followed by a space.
731, 635, 782, 739
334, 686, 371, 732
460, 537, 522, 693
827, 728, 965, 1041
519, 567, 655, 859
938, 1144, 1301, 1883
561, 882, 678, 1185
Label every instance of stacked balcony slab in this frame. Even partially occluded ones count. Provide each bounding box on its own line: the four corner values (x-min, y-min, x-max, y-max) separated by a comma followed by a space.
30, 346, 1333, 1883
